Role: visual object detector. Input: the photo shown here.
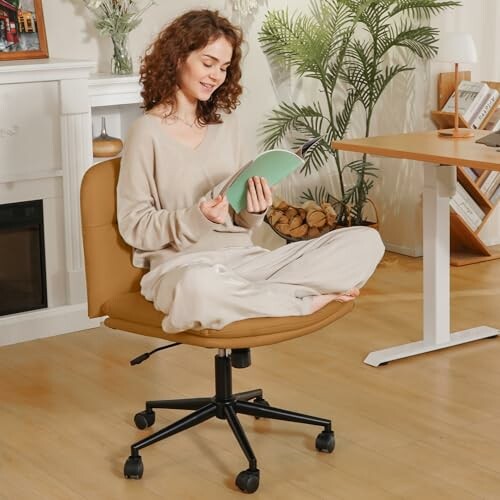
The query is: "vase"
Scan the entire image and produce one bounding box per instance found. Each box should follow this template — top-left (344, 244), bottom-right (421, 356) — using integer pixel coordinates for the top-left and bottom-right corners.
top-left (111, 33), bottom-right (133, 75)
top-left (92, 117), bottom-right (123, 158)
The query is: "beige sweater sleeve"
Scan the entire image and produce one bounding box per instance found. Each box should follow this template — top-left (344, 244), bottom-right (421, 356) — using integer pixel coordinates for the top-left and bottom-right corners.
top-left (233, 209), bottom-right (266, 229)
top-left (117, 121), bottom-right (218, 252)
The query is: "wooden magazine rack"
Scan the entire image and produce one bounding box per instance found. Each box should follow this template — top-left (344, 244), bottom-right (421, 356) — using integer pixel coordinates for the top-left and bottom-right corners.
top-left (432, 71), bottom-right (500, 266)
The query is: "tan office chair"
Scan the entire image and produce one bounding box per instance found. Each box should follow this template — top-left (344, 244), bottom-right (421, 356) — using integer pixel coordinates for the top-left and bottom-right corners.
top-left (80, 158), bottom-right (354, 493)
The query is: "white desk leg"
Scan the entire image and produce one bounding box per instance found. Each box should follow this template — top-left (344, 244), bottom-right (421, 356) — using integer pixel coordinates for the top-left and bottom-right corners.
top-left (423, 164), bottom-right (451, 346)
top-left (364, 165), bottom-right (498, 367)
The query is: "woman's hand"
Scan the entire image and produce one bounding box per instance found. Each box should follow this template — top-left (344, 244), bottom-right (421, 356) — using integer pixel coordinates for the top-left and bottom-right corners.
top-left (246, 176), bottom-right (272, 214)
top-left (200, 195), bottom-right (229, 224)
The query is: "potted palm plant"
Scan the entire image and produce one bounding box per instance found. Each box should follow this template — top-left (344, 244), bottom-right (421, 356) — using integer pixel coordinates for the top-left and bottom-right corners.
top-left (259, 0), bottom-right (460, 227)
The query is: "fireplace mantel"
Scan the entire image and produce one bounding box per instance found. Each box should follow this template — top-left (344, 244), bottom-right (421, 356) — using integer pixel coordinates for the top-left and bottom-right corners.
top-left (0, 58), bottom-right (141, 345)
top-left (0, 58), bottom-right (95, 84)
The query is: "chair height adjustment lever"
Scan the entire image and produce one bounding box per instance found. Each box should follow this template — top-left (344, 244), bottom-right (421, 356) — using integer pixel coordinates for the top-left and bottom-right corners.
top-left (130, 342), bottom-right (181, 366)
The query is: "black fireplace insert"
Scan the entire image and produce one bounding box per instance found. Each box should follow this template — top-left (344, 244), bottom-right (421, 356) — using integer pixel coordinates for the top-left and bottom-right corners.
top-left (0, 200), bottom-right (47, 316)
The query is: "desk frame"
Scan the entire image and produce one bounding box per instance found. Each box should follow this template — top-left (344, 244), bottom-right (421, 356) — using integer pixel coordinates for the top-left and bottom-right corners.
top-left (333, 131), bottom-right (499, 367)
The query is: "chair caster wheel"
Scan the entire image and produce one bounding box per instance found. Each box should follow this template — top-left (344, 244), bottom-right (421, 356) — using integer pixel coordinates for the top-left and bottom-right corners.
top-left (124, 455), bottom-right (143, 479)
top-left (253, 397), bottom-right (270, 419)
top-left (134, 410), bottom-right (155, 429)
top-left (235, 468), bottom-right (260, 493)
top-left (315, 430), bottom-right (335, 453)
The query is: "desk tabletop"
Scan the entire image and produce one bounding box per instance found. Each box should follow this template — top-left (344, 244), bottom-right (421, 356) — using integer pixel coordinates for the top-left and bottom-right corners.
top-left (333, 130), bottom-right (500, 172)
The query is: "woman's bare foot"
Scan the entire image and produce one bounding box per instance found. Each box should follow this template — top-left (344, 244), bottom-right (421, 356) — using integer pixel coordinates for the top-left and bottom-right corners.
top-left (310, 288), bottom-right (360, 314)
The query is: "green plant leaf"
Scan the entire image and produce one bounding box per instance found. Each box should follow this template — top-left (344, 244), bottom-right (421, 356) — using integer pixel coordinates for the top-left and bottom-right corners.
top-left (259, 101), bottom-right (328, 150)
top-left (389, 0), bottom-right (462, 20)
top-left (380, 23), bottom-right (441, 58)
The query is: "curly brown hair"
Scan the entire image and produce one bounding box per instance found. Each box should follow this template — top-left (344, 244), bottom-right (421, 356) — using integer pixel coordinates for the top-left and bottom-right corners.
top-left (140, 9), bottom-right (243, 125)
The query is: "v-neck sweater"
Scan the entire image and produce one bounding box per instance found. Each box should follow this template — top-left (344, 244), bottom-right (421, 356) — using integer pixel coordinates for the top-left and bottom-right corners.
top-left (117, 112), bottom-right (264, 269)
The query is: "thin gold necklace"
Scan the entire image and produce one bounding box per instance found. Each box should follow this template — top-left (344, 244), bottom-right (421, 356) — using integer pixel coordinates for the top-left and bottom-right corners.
top-left (163, 112), bottom-right (196, 128)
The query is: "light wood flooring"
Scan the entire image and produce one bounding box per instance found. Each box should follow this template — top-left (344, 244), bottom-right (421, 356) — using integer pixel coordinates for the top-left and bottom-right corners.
top-left (1, 253), bottom-right (500, 500)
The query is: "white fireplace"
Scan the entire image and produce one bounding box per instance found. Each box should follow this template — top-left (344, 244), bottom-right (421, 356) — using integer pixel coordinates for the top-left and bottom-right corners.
top-left (0, 59), bottom-right (142, 346)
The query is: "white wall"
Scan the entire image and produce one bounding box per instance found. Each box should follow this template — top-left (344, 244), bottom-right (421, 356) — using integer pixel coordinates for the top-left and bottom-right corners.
top-left (43, 0), bottom-right (499, 252)
top-left (45, 2), bottom-right (223, 73)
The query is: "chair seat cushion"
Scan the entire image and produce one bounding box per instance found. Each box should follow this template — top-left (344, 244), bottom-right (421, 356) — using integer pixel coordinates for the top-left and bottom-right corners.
top-left (103, 292), bottom-right (354, 349)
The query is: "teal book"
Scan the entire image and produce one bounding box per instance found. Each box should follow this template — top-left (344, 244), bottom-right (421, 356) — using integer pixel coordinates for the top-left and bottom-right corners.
top-left (220, 138), bottom-right (320, 213)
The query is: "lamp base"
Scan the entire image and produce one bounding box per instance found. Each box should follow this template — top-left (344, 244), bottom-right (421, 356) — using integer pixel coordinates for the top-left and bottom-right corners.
top-left (438, 128), bottom-right (474, 139)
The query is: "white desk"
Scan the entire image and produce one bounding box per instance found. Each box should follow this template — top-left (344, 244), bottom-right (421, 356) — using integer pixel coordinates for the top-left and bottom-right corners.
top-left (333, 130), bottom-right (500, 366)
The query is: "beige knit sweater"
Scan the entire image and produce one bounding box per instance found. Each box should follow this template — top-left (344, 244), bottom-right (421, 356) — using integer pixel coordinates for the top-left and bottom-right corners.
top-left (117, 112), bottom-right (265, 269)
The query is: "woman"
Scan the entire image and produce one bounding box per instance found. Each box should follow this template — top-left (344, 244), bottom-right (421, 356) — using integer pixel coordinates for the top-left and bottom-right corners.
top-left (117, 9), bottom-right (384, 333)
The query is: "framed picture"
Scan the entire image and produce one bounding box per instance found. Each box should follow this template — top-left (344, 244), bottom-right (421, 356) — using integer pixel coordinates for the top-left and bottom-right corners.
top-left (0, 0), bottom-right (48, 60)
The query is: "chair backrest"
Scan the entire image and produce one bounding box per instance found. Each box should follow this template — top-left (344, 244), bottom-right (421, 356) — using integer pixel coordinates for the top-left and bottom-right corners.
top-left (80, 158), bottom-right (145, 318)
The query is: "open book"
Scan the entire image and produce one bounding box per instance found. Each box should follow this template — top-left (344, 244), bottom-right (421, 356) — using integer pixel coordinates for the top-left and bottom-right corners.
top-left (220, 137), bottom-right (321, 213)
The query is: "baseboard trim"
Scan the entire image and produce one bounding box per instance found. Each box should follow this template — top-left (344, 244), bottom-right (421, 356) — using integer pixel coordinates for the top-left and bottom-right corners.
top-left (0, 304), bottom-right (102, 346)
top-left (383, 241), bottom-right (423, 258)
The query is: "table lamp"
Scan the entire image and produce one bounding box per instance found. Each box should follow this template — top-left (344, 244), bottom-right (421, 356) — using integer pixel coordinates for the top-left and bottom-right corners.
top-left (436, 32), bottom-right (478, 138)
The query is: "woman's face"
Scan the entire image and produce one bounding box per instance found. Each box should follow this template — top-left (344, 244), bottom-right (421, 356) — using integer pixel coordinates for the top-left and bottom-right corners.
top-left (177, 36), bottom-right (233, 103)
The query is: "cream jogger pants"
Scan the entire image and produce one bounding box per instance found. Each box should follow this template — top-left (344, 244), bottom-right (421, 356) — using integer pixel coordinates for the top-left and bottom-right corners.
top-left (141, 226), bottom-right (385, 333)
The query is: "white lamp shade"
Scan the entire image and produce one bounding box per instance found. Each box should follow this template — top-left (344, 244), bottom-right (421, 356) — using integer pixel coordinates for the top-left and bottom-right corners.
top-left (437, 32), bottom-right (477, 64)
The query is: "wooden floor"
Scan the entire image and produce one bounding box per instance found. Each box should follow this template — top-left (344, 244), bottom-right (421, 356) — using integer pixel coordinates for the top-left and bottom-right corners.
top-left (1, 253), bottom-right (500, 499)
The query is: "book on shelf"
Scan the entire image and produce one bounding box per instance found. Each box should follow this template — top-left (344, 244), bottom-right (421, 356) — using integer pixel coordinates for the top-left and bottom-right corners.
top-left (471, 88), bottom-right (500, 128)
top-left (463, 166), bottom-right (480, 181)
top-left (483, 108), bottom-right (500, 132)
top-left (450, 197), bottom-right (481, 230)
top-left (480, 171), bottom-right (500, 198)
top-left (441, 81), bottom-right (490, 123)
top-left (221, 137), bottom-right (321, 213)
top-left (457, 183), bottom-right (485, 219)
top-left (491, 185), bottom-right (500, 205)
top-left (449, 182), bottom-right (486, 231)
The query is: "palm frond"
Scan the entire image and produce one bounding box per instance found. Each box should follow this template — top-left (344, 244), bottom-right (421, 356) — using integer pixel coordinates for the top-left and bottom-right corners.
top-left (370, 64), bottom-right (414, 107)
top-left (300, 186), bottom-right (337, 205)
top-left (259, 10), bottom-right (314, 76)
top-left (259, 101), bottom-right (328, 151)
top-left (342, 159), bottom-right (377, 224)
top-left (380, 23), bottom-right (441, 58)
top-left (324, 26), bottom-right (358, 96)
top-left (344, 38), bottom-right (377, 78)
top-left (332, 89), bottom-right (359, 140)
top-left (259, 9), bottom-right (334, 80)
top-left (389, 0), bottom-right (462, 20)
top-left (356, 0), bottom-right (392, 41)
top-left (342, 47), bottom-right (376, 110)
top-left (301, 141), bottom-right (333, 175)
top-left (342, 159), bottom-right (377, 176)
